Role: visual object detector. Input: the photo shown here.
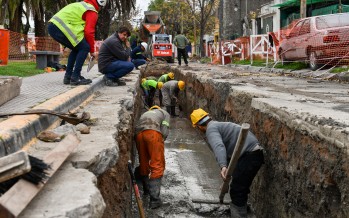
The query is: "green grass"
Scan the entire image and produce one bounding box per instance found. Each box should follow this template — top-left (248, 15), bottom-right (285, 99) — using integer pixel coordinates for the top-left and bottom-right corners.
top-left (0, 62), bottom-right (45, 77)
top-left (232, 59), bottom-right (308, 70)
top-left (274, 62), bottom-right (308, 71)
top-left (199, 57), bottom-right (211, 64)
top-left (329, 66), bottom-right (349, 73)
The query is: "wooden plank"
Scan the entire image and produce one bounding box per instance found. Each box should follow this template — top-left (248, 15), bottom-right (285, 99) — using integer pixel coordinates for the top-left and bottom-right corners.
top-left (0, 133), bottom-right (80, 218)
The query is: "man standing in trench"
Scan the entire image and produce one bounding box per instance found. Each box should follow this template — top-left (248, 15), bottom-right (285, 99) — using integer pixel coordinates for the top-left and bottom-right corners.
top-left (161, 80), bottom-right (185, 117)
top-left (135, 105), bottom-right (170, 209)
top-left (190, 108), bottom-right (264, 218)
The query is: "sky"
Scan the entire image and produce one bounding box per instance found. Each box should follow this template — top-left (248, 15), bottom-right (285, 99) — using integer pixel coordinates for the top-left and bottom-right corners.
top-left (137, 0), bottom-right (151, 18)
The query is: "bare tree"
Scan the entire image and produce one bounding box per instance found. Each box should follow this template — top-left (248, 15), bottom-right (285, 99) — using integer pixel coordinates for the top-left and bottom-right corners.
top-left (185, 0), bottom-right (215, 57)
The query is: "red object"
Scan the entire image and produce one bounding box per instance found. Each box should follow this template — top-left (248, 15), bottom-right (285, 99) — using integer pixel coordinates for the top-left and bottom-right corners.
top-left (153, 43), bottom-right (172, 57)
top-left (83, 0), bottom-right (99, 53)
top-left (0, 29), bottom-right (9, 65)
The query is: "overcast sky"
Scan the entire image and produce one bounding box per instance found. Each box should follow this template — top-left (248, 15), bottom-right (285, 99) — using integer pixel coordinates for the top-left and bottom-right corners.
top-left (137, 0), bottom-right (151, 17)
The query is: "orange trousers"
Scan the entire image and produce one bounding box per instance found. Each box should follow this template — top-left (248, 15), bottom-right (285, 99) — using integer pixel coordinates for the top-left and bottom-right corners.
top-left (136, 130), bottom-right (165, 179)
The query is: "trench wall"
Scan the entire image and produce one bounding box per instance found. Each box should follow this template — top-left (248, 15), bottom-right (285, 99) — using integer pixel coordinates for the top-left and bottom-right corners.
top-left (175, 69), bottom-right (349, 217)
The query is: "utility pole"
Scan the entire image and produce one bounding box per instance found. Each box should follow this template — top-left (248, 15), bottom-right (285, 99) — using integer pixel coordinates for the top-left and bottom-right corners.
top-left (339, 0), bottom-right (342, 13)
top-left (300, 0), bottom-right (306, 18)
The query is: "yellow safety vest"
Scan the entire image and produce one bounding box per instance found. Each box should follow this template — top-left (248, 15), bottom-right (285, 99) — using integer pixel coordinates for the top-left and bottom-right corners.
top-left (49, 2), bottom-right (97, 47)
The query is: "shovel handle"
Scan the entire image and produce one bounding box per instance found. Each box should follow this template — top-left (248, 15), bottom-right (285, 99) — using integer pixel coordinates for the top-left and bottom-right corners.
top-left (128, 161), bottom-right (146, 218)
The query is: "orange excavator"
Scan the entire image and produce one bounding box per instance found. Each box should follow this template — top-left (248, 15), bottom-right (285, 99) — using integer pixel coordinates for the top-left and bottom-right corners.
top-left (139, 11), bottom-right (174, 63)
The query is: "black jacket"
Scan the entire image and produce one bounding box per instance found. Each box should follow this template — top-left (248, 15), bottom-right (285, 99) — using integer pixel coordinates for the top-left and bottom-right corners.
top-left (98, 33), bottom-right (131, 73)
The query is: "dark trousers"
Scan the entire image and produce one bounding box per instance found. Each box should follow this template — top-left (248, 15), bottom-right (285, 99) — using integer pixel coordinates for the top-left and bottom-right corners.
top-left (230, 150), bottom-right (264, 207)
top-left (177, 48), bottom-right (188, 65)
top-left (48, 23), bottom-right (90, 81)
top-left (103, 60), bottom-right (134, 79)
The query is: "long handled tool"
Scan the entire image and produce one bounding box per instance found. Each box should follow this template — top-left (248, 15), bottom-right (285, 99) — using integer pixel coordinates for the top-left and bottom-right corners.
top-left (128, 160), bottom-right (146, 218)
top-left (0, 109), bottom-right (90, 125)
top-left (219, 123), bottom-right (250, 203)
top-left (0, 133), bottom-right (80, 217)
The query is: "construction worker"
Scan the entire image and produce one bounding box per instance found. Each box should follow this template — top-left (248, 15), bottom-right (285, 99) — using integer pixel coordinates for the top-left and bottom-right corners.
top-left (141, 79), bottom-right (163, 107)
top-left (135, 105), bottom-right (170, 209)
top-left (173, 30), bottom-right (189, 67)
top-left (131, 42), bottom-right (150, 69)
top-left (158, 72), bottom-right (175, 106)
top-left (161, 80), bottom-right (185, 116)
top-left (98, 26), bottom-right (134, 86)
top-left (48, 0), bottom-right (107, 85)
top-left (190, 108), bottom-right (264, 218)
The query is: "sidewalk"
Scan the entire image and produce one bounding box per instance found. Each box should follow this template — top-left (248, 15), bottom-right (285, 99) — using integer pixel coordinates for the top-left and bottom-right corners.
top-left (0, 66), bottom-right (102, 114)
top-left (0, 65), bottom-right (105, 156)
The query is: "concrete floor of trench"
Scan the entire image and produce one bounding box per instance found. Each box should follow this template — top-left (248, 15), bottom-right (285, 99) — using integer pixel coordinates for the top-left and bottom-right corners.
top-left (130, 115), bottom-right (256, 218)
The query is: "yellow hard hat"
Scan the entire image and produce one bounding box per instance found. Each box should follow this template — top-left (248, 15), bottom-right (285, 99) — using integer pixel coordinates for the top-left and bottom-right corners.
top-left (141, 78), bottom-right (146, 84)
top-left (178, 80), bottom-right (185, 90)
top-left (149, 105), bottom-right (161, 111)
top-left (157, 82), bottom-right (163, 89)
top-left (190, 108), bottom-right (209, 127)
top-left (168, 72), bottom-right (175, 79)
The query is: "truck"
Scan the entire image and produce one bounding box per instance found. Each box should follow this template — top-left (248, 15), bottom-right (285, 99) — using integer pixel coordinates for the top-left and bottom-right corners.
top-left (139, 11), bottom-right (174, 63)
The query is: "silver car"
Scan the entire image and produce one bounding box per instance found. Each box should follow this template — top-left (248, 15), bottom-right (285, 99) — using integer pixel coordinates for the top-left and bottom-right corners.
top-left (279, 13), bottom-right (349, 70)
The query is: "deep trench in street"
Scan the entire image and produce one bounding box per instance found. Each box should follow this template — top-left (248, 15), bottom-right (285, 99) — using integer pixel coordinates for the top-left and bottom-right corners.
top-left (99, 64), bottom-right (349, 218)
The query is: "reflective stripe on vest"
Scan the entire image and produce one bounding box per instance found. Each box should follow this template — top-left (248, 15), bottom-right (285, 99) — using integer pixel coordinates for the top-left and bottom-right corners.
top-left (162, 120), bottom-right (169, 127)
top-left (50, 2), bottom-right (97, 47)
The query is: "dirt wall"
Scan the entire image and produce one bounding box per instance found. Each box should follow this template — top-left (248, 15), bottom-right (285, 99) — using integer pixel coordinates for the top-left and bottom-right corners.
top-left (178, 68), bottom-right (349, 217)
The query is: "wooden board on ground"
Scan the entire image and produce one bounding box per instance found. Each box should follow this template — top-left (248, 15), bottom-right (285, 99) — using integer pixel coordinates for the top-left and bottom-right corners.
top-left (0, 133), bottom-right (80, 218)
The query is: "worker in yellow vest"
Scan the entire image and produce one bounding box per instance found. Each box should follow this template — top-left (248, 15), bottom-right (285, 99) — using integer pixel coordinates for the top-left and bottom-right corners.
top-left (48, 0), bottom-right (107, 85)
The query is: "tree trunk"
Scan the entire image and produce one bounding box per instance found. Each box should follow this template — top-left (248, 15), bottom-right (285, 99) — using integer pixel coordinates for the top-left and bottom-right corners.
top-left (96, 7), bottom-right (111, 40)
top-left (9, 1), bottom-right (23, 32)
top-left (34, 1), bottom-right (46, 37)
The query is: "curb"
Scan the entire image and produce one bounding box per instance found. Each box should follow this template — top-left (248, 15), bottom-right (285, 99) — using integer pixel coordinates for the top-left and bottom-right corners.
top-left (0, 76), bottom-right (104, 156)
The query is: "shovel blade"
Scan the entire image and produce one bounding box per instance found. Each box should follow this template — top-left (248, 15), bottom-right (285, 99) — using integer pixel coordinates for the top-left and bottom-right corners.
top-left (0, 151), bottom-right (31, 183)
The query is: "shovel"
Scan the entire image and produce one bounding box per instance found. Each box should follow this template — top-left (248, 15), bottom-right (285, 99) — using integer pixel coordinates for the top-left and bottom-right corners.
top-left (87, 56), bottom-right (95, 72)
top-left (0, 109), bottom-right (90, 125)
top-left (0, 151), bottom-right (31, 183)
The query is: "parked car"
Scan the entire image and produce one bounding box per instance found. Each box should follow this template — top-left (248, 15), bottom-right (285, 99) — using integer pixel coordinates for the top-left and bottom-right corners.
top-left (279, 13), bottom-right (349, 70)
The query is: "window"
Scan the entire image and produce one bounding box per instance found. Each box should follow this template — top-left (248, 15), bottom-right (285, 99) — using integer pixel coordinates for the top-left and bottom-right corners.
top-left (299, 19), bottom-right (310, 35)
top-left (316, 13), bottom-right (349, 30)
top-left (289, 20), bottom-right (304, 38)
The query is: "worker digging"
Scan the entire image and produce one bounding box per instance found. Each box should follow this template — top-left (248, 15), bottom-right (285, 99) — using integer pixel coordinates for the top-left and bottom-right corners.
top-left (161, 80), bottom-right (185, 117)
top-left (134, 105), bottom-right (170, 209)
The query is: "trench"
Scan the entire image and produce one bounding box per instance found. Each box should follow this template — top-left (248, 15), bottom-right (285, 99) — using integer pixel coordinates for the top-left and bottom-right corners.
top-left (100, 66), bottom-right (349, 218)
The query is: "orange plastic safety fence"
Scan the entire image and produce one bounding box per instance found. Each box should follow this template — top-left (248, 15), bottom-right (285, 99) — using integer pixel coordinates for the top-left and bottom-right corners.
top-left (8, 31), bottom-right (61, 61)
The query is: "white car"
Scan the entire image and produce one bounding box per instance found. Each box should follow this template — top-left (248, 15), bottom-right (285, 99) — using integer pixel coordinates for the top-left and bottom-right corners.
top-left (279, 13), bottom-right (349, 70)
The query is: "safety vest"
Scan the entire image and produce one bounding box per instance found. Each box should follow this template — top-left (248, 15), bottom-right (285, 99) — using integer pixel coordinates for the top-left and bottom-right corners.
top-left (158, 74), bottom-right (169, 83)
top-left (142, 80), bottom-right (157, 90)
top-left (49, 2), bottom-right (97, 47)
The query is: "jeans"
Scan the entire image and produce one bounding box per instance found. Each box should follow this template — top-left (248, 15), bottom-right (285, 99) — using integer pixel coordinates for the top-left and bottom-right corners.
top-left (132, 59), bottom-right (146, 68)
top-left (102, 60), bottom-right (134, 79)
top-left (48, 23), bottom-right (90, 81)
top-left (229, 149), bottom-right (264, 207)
top-left (177, 48), bottom-right (188, 65)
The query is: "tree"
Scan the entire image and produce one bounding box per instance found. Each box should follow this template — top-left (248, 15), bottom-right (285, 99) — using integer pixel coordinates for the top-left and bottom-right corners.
top-left (185, 0), bottom-right (215, 57)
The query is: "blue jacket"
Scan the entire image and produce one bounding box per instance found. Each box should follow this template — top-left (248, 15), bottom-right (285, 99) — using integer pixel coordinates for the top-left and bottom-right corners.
top-left (131, 45), bottom-right (146, 60)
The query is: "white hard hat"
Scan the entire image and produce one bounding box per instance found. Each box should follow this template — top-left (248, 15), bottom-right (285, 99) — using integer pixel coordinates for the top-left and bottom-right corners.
top-left (141, 42), bottom-right (148, 50)
top-left (97, 0), bottom-right (107, 7)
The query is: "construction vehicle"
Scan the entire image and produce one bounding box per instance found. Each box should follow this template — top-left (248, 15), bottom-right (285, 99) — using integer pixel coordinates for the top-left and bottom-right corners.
top-left (139, 11), bottom-right (174, 63)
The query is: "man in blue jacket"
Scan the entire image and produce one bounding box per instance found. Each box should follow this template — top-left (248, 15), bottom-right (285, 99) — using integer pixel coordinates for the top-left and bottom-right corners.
top-left (131, 42), bottom-right (149, 69)
top-left (98, 26), bottom-right (134, 86)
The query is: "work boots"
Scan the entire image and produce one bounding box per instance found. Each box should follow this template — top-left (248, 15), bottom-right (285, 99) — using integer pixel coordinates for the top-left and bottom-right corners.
top-left (141, 176), bottom-right (149, 196)
top-left (230, 203), bottom-right (247, 218)
top-left (166, 106), bottom-right (171, 115)
top-left (170, 106), bottom-right (178, 117)
top-left (148, 177), bottom-right (162, 209)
